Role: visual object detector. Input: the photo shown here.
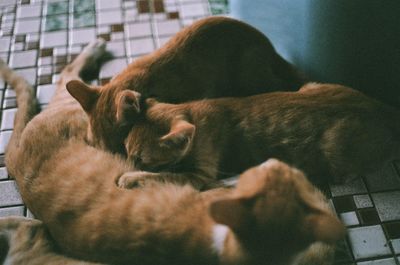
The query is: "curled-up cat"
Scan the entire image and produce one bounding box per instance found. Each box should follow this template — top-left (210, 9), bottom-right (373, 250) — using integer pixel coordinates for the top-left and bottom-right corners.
top-left (66, 16), bottom-right (306, 154)
top-left (2, 44), bottom-right (343, 264)
top-left (119, 83), bottom-right (400, 189)
top-left (0, 217), bottom-right (102, 265)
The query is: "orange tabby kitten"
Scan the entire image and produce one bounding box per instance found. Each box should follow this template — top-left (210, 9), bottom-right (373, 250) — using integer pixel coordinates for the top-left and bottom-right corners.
top-left (2, 44), bottom-right (343, 264)
top-left (66, 16), bottom-right (306, 154)
top-left (119, 83), bottom-right (400, 189)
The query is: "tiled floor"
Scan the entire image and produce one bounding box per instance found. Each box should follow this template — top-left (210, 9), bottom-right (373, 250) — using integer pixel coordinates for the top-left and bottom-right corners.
top-left (0, 1), bottom-right (400, 264)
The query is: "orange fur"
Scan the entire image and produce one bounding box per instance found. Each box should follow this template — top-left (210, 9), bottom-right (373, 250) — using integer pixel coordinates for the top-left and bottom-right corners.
top-left (2, 41), bottom-right (343, 264)
top-left (122, 83), bottom-right (400, 189)
top-left (67, 16), bottom-right (306, 153)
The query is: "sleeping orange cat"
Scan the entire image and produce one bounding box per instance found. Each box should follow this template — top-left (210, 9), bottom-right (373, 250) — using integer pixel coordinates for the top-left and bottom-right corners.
top-left (3, 40), bottom-right (343, 265)
top-left (66, 16), bottom-right (306, 154)
top-left (116, 83), bottom-right (400, 189)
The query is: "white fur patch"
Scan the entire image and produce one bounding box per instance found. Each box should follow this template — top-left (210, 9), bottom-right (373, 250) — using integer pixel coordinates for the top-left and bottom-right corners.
top-left (212, 224), bottom-right (229, 256)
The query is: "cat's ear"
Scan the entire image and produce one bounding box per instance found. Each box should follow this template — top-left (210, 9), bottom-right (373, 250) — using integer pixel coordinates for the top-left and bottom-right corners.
top-left (66, 80), bottom-right (99, 112)
top-left (159, 119), bottom-right (195, 154)
top-left (115, 90), bottom-right (141, 124)
top-left (305, 211), bottom-right (345, 244)
top-left (209, 198), bottom-right (251, 231)
top-left (145, 98), bottom-right (159, 108)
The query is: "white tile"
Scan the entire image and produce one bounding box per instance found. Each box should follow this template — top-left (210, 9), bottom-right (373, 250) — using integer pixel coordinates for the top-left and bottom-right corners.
top-left (17, 4), bottom-right (42, 18)
top-left (0, 167), bottom-right (8, 180)
top-left (99, 58), bottom-right (127, 79)
top-left (16, 67), bottom-right (37, 86)
top-left (392, 239), bottom-right (400, 254)
top-left (0, 181), bottom-right (24, 207)
top-left (11, 42), bottom-right (24, 51)
top-left (128, 38), bottom-right (154, 56)
top-left (158, 36), bottom-right (172, 47)
top-left (15, 18), bottom-right (41, 34)
top-left (5, 87), bottom-right (16, 98)
top-left (40, 31), bottom-right (67, 48)
top-left (0, 206), bottom-right (25, 217)
top-left (354, 194), bottom-right (374, 208)
top-left (111, 32), bottom-right (124, 41)
top-left (10, 50), bottom-right (37, 68)
top-left (97, 10), bottom-right (123, 25)
top-left (96, 0), bottom-right (121, 10)
top-left (156, 19), bottom-right (181, 36)
top-left (348, 225), bottom-right (391, 260)
top-left (330, 177), bottom-right (368, 197)
top-left (126, 22), bottom-right (152, 38)
top-left (26, 33), bottom-right (40, 42)
top-left (0, 130), bottom-right (12, 154)
top-left (179, 2), bottom-right (207, 17)
top-left (37, 84), bottom-right (56, 104)
top-left (357, 257), bottom-right (397, 265)
top-left (106, 40), bottom-right (126, 57)
top-left (0, 37), bottom-right (11, 52)
top-left (1, 108), bottom-right (17, 131)
top-left (340, 211), bottom-right (359, 226)
top-left (38, 56), bottom-right (52, 66)
top-left (38, 65), bottom-right (52, 76)
top-left (70, 27), bottom-right (96, 45)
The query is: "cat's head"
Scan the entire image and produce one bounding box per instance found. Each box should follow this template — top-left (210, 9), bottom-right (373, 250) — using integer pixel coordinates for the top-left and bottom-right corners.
top-left (66, 80), bottom-right (142, 153)
top-left (209, 159), bottom-right (345, 265)
top-left (124, 99), bottom-right (195, 171)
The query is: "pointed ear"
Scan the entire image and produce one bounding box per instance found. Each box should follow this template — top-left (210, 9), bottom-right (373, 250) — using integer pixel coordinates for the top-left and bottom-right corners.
top-left (209, 198), bottom-right (251, 231)
top-left (306, 212), bottom-right (345, 244)
top-left (159, 119), bottom-right (195, 154)
top-left (145, 98), bottom-right (159, 108)
top-left (66, 80), bottom-right (99, 112)
top-left (115, 90), bottom-right (141, 124)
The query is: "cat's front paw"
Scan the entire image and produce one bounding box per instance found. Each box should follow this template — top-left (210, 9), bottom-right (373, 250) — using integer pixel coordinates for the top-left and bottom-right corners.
top-left (117, 171), bottom-right (157, 189)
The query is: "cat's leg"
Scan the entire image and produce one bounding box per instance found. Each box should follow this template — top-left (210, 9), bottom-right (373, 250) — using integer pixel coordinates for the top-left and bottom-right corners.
top-left (116, 171), bottom-right (214, 190)
top-left (294, 242), bottom-right (335, 265)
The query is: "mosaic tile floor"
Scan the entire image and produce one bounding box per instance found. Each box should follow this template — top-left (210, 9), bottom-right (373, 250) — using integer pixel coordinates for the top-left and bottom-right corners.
top-left (0, 1), bottom-right (400, 265)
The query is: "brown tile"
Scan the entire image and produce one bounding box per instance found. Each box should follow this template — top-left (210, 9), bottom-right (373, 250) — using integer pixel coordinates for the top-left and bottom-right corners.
top-left (38, 75), bottom-right (52, 85)
top-left (384, 222), bottom-right (400, 239)
top-left (111, 24), bottom-right (124, 32)
top-left (167, 12), bottom-right (179, 19)
top-left (26, 41), bottom-right (39, 50)
top-left (0, 155), bottom-right (5, 167)
top-left (40, 48), bottom-right (53, 57)
top-left (70, 54), bottom-right (78, 61)
top-left (97, 33), bottom-right (110, 41)
top-left (358, 208), bottom-right (380, 226)
top-left (54, 64), bottom-right (65, 74)
top-left (55, 55), bottom-right (67, 64)
top-left (153, 0), bottom-right (165, 13)
top-left (332, 196), bottom-right (356, 213)
top-left (137, 0), bottom-right (150, 13)
top-left (101, 78), bottom-right (111, 85)
top-left (15, 35), bottom-right (25, 43)
top-left (21, 0), bottom-right (30, 4)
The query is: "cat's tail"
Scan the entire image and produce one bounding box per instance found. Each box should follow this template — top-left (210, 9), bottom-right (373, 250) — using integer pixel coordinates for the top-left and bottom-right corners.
top-left (0, 59), bottom-right (39, 153)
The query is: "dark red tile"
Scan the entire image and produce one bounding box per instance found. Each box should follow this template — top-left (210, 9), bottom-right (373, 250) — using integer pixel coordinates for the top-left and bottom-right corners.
top-left (3, 98), bottom-right (17, 109)
top-left (54, 64), bottom-right (65, 74)
top-left (111, 24), bottom-right (124, 32)
top-left (15, 35), bottom-right (25, 43)
top-left (97, 33), bottom-right (110, 41)
top-left (358, 208), bottom-right (380, 226)
top-left (0, 155), bottom-right (5, 167)
top-left (168, 12), bottom-right (179, 19)
top-left (70, 54), bottom-right (78, 61)
top-left (38, 75), bottom-right (52, 85)
top-left (384, 222), bottom-right (400, 239)
top-left (40, 48), bottom-right (53, 57)
top-left (137, 0), bottom-right (150, 13)
top-left (21, 0), bottom-right (30, 4)
top-left (332, 196), bottom-right (356, 213)
top-left (153, 0), bottom-right (165, 13)
top-left (26, 42), bottom-right (39, 50)
top-left (55, 55), bottom-right (67, 64)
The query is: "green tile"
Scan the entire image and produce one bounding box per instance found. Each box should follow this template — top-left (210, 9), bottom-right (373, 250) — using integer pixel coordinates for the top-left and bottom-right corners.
top-left (47, 1), bottom-right (69, 15)
top-left (73, 0), bottom-right (95, 13)
top-left (208, 0), bottom-right (229, 14)
top-left (45, 15), bottom-right (68, 31)
top-left (73, 12), bottom-right (95, 28)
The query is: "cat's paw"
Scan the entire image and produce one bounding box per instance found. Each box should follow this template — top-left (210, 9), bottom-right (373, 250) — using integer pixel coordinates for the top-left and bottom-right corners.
top-left (117, 171), bottom-right (157, 189)
top-left (82, 38), bottom-right (106, 58)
